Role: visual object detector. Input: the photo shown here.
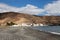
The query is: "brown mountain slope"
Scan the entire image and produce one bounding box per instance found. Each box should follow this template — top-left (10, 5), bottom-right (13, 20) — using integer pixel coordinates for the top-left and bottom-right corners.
top-left (0, 12), bottom-right (43, 25)
top-left (0, 12), bottom-right (60, 25)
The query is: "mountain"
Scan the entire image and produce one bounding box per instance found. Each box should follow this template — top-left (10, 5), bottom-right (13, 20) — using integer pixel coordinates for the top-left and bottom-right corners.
top-left (0, 12), bottom-right (60, 26)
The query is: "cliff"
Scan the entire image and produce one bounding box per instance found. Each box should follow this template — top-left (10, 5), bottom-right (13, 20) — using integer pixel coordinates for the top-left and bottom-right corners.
top-left (0, 12), bottom-right (60, 25)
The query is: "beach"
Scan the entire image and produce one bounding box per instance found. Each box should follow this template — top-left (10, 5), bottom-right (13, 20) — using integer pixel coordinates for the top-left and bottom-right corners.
top-left (0, 26), bottom-right (60, 40)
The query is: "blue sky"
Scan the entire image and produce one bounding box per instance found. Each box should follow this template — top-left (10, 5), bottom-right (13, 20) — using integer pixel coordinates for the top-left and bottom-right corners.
top-left (0, 0), bottom-right (57, 8)
top-left (0, 0), bottom-right (60, 16)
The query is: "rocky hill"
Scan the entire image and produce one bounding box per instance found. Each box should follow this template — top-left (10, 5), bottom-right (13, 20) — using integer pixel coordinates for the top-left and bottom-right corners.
top-left (0, 12), bottom-right (60, 26)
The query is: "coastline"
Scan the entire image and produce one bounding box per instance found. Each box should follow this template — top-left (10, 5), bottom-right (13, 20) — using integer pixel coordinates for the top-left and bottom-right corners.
top-left (0, 26), bottom-right (60, 40)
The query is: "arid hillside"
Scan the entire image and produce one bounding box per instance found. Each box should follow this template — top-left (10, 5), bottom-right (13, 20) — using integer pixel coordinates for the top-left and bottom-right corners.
top-left (0, 12), bottom-right (60, 25)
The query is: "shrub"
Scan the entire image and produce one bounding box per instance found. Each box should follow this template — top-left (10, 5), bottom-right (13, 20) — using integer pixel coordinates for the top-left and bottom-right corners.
top-left (6, 22), bottom-right (15, 26)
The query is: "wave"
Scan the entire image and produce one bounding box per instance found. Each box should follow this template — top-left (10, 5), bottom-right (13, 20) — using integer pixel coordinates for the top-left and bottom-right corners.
top-left (49, 32), bottom-right (60, 35)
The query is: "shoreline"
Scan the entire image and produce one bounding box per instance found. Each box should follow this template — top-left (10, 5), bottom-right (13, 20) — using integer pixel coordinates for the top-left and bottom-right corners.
top-left (0, 26), bottom-right (60, 40)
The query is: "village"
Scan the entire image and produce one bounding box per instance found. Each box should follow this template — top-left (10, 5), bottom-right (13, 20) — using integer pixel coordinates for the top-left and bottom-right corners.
top-left (11, 23), bottom-right (47, 27)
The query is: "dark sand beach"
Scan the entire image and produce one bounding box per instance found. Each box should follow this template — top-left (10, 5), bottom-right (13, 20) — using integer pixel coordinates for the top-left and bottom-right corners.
top-left (0, 26), bottom-right (60, 40)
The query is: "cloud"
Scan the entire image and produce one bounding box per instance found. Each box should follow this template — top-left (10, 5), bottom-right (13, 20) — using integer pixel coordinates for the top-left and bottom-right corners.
top-left (0, 0), bottom-right (60, 16)
top-left (44, 0), bottom-right (60, 16)
top-left (0, 3), bottom-right (19, 12)
top-left (0, 3), bottom-right (45, 15)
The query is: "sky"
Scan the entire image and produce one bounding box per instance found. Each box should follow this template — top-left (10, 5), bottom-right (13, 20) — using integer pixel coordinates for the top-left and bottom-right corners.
top-left (0, 0), bottom-right (57, 8)
top-left (0, 0), bottom-right (60, 16)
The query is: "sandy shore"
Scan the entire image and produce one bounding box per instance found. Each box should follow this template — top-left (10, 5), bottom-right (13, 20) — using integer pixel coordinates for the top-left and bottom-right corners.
top-left (0, 26), bottom-right (60, 40)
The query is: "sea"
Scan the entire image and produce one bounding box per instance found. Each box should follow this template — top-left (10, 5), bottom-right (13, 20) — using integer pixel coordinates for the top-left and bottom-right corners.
top-left (32, 26), bottom-right (60, 35)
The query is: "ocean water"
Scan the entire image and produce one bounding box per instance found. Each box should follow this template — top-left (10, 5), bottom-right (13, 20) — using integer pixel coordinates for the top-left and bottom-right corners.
top-left (32, 26), bottom-right (60, 33)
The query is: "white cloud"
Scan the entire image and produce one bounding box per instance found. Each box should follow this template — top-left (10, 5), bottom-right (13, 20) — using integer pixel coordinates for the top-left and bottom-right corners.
top-left (0, 3), bottom-right (45, 15)
top-left (0, 0), bottom-right (60, 16)
top-left (44, 0), bottom-right (60, 16)
top-left (20, 4), bottom-right (45, 15)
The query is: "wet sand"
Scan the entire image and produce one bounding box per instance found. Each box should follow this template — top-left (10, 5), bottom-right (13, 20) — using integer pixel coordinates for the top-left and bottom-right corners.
top-left (0, 26), bottom-right (60, 40)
